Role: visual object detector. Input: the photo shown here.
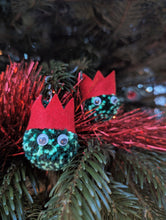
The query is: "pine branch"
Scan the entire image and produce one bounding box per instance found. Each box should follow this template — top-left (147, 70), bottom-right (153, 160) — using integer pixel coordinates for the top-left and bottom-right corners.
top-left (69, 0), bottom-right (144, 37)
top-left (114, 148), bottom-right (166, 219)
top-left (0, 162), bottom-right (38, 220)
top-left (38, 145), bottom-right (140, 220)
top-left (41, 60), bottom-right (77, 103)
top-left (107, 179), bottom-right (140, 220)
top-left (39, 147), bottom-right (110, 220)
top-left (25, 194), bottom-right (45, 220)
top-left (129, 180), bottom-right (166, 220)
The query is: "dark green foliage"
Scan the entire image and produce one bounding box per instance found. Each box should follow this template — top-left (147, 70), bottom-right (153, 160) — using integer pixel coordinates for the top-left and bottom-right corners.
top-left (41, 60), bottom-right (76, 91)
top-left (0, 0), bottom-right (166, 82)
top-left (41, 60), bottom-right (77, 104)
top-left (2, 146), bottom-right (166, 219)
top-left (38, 147), bottom-right (140, 220)
top-left (113, 148), bottom-right (166, 219)
top-left (0, 162), bottom-right (38, 220)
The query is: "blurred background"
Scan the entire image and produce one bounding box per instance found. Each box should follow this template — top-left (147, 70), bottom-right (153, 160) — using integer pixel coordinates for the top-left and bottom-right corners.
top-left (0, 0), bottom-right (166, 113)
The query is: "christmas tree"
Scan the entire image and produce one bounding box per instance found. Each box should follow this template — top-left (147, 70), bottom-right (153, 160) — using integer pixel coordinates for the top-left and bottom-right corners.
top-left (0, 1), bottom-right (166, 219)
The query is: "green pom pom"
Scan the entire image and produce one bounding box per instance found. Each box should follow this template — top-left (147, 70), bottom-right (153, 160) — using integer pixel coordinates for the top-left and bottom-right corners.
top-left (84, 94), bottom-right (120, 121)
top-left (23, 129), bottom-right (79, 171)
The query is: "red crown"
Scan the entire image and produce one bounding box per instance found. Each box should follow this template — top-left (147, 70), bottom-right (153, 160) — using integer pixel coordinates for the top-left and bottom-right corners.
top-left (79, 70), bottom-right (116, 101)
top-left (26, 94), bottom-right (75, 133)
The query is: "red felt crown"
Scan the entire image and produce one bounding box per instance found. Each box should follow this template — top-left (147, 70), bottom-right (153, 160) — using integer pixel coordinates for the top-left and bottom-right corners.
top-left (26, 94), bottom-right (75, 133)
top-left (79, 70), bottom-right (116, 101)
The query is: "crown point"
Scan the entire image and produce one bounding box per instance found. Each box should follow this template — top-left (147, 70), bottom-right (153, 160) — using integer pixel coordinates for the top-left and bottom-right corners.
top-left (47, 93), bottom-right (63, 112)
top-left (66, 98), bottom-right (74, 110)
top-left (79, 70), bottom-right (117, 100)
top-left (95, 70), bottom-right (104, 78)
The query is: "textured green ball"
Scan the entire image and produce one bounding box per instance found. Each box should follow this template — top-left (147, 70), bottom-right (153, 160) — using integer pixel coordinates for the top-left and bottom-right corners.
top-left (23, 129), bottom-right (79, 171)
top-left (84, 94), bottom-right (120, 121)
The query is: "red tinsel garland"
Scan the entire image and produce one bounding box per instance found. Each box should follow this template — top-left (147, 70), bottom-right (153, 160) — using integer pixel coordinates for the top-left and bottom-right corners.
top-left (0, 61), bottom-right (44, 168)
top-left (76, 108), bottom-right (166, 152)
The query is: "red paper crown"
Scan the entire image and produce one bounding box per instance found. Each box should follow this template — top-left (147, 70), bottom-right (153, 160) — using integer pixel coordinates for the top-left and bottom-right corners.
top-left (26, 94), bottom-right (75, 133)
top-left (79, 70), bottom-right (116, 101)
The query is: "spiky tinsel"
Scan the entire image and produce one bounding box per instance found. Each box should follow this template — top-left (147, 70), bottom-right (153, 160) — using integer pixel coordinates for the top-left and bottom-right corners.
top-left (76, 108), bottom-right (166, 152)
top-left (0, 61), bottom-right (44, 169)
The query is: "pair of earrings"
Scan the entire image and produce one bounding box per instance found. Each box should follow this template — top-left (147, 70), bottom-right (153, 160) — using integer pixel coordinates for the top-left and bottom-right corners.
top-left (23, 70), bottom-right (120, 171)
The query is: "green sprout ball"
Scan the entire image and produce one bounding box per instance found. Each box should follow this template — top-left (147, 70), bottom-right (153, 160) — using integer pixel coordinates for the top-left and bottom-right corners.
top-left (23, 128), bottom-right (79, 171)
top-left (84, 94), bottom-right (120, 121)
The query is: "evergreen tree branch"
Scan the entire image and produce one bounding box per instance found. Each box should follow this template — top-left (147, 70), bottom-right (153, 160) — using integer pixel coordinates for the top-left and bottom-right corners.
top-left (100, 177), bottom-right (140, 220)
top-left (114, 148), bottom-right (166, 219)
top-left (39, 146), bottom-right (111, 220)
top-left (39, 145), bottom-right (140, 220)
top-left (41, 60), bottom-right (77, 95)
top-left (0, 162), bottom-right (38, 220)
